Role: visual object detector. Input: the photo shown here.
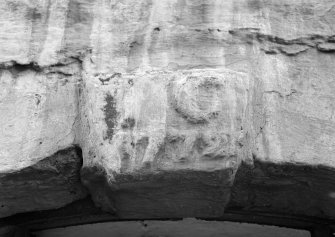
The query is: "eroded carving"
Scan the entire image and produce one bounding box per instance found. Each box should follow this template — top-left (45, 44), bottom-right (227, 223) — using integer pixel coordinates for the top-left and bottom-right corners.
top-left (99, 69), bottom-right (249, 172)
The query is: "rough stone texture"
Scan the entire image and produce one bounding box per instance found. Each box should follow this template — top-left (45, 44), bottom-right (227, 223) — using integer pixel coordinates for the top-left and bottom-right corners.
top-left (0, 51), bottom-right (85, 217)
top-left (229, 161), bottom-right (335, 219)
top-left (80, 68), bottom-right (250, 214)
top-left (0, 147), bottom-right (87, 218)
top-left (0, 0), bottom-right (335, 227)
top-left (0, 62), bottom-right (81, 172)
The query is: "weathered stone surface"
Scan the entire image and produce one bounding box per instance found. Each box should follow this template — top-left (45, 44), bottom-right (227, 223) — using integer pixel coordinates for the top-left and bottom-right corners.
top-left (79, 68), bottom-right (251, 215)
top-left (82, 70), bottom-right (250, 167)
top-left (317, 43), bottom-right (335, 52)
top-left (0, 60), bottom-right (86, 217)
top-left (0, 62), bottom-right (81, 172)
top-left (0, 147), bottom-right (87, 218)
top-left (0, 0), bottom-right (335, 227)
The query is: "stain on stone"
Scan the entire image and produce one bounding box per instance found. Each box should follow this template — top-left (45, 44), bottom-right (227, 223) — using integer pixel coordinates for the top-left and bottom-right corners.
top-left (121, 118), bottom-right (135, 130)
top-left (62, 0), bottom-right (94, 52)
top-left (26, 8), bottom-right (42, 21)
top-left (136, 137), bottom-right (149, 149)
top-left (129, 41), bottom-right (140, 49)
top-left (153, 27), bottom-right (160, 32)
top-left (195, 3), bottom-right (212, 24)
top-left (99, 73), bottom-right (121, 85)
top-left (209, 111), bottom-right (219, 119)
top-left (88, 150), bottom-right (97, 159)
top-left (26, 0), bottom-right (52, 60)
top-left (34, 94), bottom-right (41, 106)
top-left (247, 0), bottom-right (262, 11)
top-left (103, 93), bottom-right (119, 141)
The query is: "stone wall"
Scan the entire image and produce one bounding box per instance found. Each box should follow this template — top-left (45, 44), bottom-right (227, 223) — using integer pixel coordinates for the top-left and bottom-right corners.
top-left (0, 1), bottom-right (334, 232)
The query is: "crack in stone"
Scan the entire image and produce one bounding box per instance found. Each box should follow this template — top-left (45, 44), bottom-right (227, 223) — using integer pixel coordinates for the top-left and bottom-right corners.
top-left (264, 89), bottom-right (298, 98)
top-left (229, 28), bottom-right (335, 56)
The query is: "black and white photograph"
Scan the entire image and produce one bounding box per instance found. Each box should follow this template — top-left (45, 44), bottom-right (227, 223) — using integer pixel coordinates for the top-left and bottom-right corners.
top-left (0, 0), bottom-right (334, 236)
